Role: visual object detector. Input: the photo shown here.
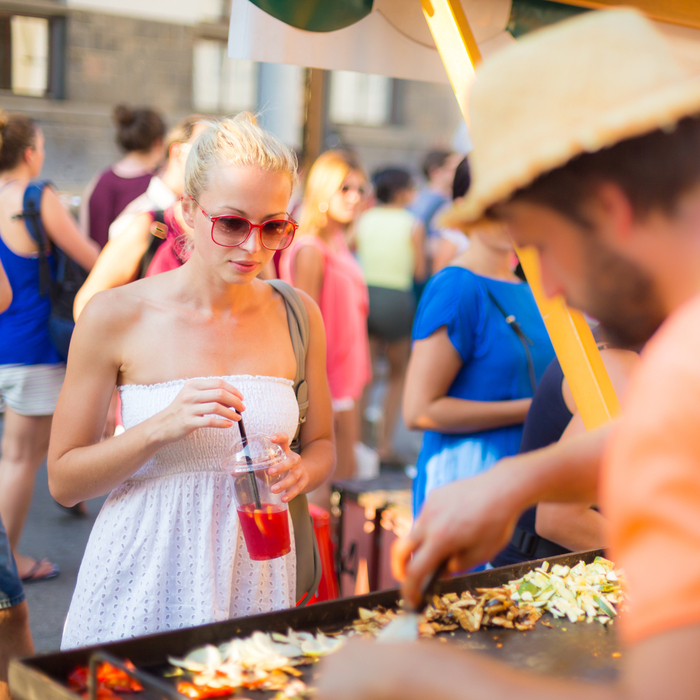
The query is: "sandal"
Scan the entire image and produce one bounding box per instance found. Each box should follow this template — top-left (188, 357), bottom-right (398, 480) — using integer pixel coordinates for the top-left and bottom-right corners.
top-left (20, 558), bottom-right (60, 583)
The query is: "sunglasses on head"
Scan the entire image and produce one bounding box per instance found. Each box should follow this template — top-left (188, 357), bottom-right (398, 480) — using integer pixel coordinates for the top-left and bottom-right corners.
top-left (190, 197), bottom-right (298, 251)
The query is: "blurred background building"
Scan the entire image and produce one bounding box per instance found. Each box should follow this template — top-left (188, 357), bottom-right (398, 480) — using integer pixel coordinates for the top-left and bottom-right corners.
top-left (0, 0), bottom-right (463, 193)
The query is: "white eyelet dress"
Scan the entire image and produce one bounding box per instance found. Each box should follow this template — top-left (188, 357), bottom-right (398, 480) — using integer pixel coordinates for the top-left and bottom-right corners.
top-left (61, 375), bottom-right (299, 650)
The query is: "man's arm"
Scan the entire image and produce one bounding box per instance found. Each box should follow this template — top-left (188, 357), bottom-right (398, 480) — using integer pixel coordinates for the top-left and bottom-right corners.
top-left (534, 413), bottom-right (605, 550)
top-left (393, 423), bottom-right (612, 607)
top-left (535, 349), bottom-right (638, 551)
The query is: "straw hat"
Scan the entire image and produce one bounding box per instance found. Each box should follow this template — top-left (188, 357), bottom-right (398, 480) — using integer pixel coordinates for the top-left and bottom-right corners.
top-left (445, 8), bottom-right (700, 225)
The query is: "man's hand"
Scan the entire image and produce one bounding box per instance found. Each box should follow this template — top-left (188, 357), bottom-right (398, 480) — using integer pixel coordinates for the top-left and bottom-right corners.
top-left (393, 462), bottom-right (523, 607)
top-left (393, 428), bottom-right (608, 608)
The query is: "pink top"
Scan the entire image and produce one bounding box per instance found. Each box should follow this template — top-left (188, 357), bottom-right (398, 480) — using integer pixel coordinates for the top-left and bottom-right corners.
top-left (145, 207), bottom-right (191, 277)
top-left (280, 233), bottom-right (371, 402)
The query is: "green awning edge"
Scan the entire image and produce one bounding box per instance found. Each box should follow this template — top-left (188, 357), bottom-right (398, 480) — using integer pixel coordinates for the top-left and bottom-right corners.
top-left (508, 0), bottom-right (589, 38)
top-left (250, 0), bottom-right (374, 33)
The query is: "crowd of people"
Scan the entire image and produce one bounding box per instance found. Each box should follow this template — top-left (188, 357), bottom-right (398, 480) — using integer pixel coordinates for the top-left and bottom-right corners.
top-left (4, 8), bottom-right (700, 699)
top-left (0, 98), bottom-right (561, 682)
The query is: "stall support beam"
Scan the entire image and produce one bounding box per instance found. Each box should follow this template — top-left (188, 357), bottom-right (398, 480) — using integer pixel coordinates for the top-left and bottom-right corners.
top-left (302, 67), bottom-right (328, 175)
top-left (421, 0), bottom-right (621, 429)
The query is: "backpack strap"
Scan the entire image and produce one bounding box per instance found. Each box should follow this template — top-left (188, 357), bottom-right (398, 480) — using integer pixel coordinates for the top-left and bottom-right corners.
top-left (266, 279), bottom-right (309, 453)
top-left (19, 181), bottom-right (53, 295)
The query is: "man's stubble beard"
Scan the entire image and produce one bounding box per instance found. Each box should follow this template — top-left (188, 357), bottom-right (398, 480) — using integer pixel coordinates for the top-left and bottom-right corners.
top-left (575, 236), bottom-right (666, 350)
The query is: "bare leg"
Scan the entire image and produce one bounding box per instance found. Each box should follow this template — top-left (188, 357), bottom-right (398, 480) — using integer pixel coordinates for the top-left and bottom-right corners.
top-left (0, 409), bottom-right (52, 576)
top-left (0, 601), bottom-right (34, 700)
top-left (334, 407), bottom-right (359, 481)
top-left (379, 338), bottom-right (411, 461)
top-left (361, 336), bottom-right (383, 445)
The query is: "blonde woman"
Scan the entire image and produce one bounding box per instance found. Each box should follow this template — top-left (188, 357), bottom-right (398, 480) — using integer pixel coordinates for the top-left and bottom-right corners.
top-left (48, 114), bottom-right (334, 649)
top-left (280, 151), bottom-right (371, 486)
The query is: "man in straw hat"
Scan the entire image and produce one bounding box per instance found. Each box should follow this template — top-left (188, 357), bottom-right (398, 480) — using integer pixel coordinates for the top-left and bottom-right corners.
top-left (317, 8), bottom-right (700, 699)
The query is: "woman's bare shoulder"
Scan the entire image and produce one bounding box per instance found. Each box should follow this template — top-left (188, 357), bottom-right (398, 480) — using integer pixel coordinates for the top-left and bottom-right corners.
top-left (294, 241), bottom-right (324, 264)
top-left (77, 274), bottom-right (167, 333)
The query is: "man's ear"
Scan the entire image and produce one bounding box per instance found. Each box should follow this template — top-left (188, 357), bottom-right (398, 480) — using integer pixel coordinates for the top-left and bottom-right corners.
top-left (588, 182), bottom-right (635, 250)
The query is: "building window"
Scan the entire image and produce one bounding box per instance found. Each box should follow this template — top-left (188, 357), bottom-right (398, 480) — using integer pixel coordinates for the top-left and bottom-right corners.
top-left (329, 70), bottom-right (394, 127)
top-left (193, 39), bottom-right (258, 114)
top-left (0, 10), bottom-right (65, 99)
top-left (11, 15), bottom-right (49, 96)
top-left (1, 14), bottom-right (49, 96)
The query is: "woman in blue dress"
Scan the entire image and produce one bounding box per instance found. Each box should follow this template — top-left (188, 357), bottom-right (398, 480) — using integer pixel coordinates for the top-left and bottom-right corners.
top-left (403, 202), bottom-right (554, 516)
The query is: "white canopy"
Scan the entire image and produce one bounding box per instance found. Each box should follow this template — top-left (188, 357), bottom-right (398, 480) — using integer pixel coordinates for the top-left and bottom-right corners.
top-left (228, 0), bottom-right (515, 83)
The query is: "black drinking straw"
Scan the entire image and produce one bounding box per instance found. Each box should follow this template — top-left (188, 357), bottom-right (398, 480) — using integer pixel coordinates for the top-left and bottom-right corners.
top-left (238, 414), bottom-right (261, 509)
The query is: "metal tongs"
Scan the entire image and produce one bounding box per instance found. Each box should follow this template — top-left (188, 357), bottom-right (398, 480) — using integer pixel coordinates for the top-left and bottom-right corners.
top-left (376, 559), bottom-right (449, 643)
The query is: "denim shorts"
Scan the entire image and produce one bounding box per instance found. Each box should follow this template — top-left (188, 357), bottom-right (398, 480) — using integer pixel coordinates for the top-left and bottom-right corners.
top-left (0, 514), bottom-right (24, 609)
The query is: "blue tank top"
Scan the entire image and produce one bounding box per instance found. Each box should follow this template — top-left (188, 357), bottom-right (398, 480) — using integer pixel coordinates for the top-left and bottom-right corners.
top-left (0, 231), bottom-right (61, 365)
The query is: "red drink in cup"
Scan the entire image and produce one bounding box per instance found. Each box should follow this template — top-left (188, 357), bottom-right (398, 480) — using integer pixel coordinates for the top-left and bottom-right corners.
top-left (224, 434), bottom-right (291, 562)
top-left (236, 503), bottom-right (291, 560)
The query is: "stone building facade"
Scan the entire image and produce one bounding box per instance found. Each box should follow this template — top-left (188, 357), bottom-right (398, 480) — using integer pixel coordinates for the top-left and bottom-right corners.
top-left (1, 0), bottom-right (462, 195)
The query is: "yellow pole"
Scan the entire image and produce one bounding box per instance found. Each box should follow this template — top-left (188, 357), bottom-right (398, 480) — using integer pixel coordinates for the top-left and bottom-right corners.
top-left (421, 0), bottom-right (621, 429)
top-left (516, 249), bottom-right (621, 427)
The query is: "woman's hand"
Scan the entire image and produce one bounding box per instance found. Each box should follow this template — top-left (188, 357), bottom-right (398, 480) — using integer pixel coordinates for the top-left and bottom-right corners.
top-left (268, 433), bottom-right (309, 502)
top-left (151, 378), bottom-right (245, 446)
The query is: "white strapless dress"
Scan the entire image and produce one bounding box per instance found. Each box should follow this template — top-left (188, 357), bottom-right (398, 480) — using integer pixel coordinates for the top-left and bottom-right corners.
top-left (61, 375), bottom-right (299, 650)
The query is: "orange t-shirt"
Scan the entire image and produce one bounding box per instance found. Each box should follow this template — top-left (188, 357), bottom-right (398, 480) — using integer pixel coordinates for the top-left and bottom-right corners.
top-left (602, 293), bottom-right (700, 645)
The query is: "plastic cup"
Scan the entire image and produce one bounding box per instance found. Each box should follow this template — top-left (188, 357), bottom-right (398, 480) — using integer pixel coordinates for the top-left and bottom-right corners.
top-left (223, 434), bottom-right (291, 561)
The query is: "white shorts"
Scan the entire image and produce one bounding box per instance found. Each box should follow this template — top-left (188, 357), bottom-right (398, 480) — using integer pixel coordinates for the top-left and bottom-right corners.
top-left (0, 363), bottom-right (66, 416)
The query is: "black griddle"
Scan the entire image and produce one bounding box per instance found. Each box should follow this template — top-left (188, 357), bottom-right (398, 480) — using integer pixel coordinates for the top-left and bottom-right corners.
top-left (9, 549), bottom-right (621, 700)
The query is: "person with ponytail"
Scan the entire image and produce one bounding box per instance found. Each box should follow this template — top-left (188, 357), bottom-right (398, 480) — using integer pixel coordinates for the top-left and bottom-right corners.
top-left (0, 111), bottom-right (99, 582)
top-left (280, 151), bottom-right (371, 490)
top-left (49, 113), bottom-right (334, 649)
top-left (81, 104), bottom-right (166, 248)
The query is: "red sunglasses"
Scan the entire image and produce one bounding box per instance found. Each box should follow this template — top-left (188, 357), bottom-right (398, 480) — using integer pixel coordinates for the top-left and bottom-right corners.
top-left (190, 197), bottom-right (298, 251)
